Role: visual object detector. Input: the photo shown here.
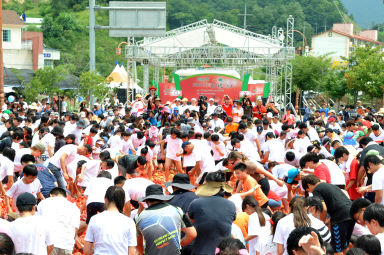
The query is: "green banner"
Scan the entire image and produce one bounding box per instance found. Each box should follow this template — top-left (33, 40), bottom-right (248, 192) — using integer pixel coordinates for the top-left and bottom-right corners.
top-left (173, 73), bottom-right (181, 91)
top-left (263, 82), bottom-right (271, 98)
top-left (241, 73), bottom-right (251, 91)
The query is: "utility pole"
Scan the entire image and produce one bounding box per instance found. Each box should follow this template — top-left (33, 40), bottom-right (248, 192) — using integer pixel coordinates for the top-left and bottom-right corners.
top-left (89, 0), bottom-right (96, 72)
top-left (238, 4), bottom-right (252, 30)
top-left (0, 1), bottom-right (4, 108)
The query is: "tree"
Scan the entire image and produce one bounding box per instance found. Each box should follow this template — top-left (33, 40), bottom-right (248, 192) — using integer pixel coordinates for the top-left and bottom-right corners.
top-left (345, 45), bottom-right (384, 99)
top-left (320, 68), bottom-right (348, 103)
top-left (291, 55), bottom-right (332, 111)
top-left (78, 71), bottom-right (110, 104)
top-left (24, 66), bottom-right (68, 102)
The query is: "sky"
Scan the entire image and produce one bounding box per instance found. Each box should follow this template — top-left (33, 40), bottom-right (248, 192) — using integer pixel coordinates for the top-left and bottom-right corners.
top-left (340, 0), bottom-right (384, 28)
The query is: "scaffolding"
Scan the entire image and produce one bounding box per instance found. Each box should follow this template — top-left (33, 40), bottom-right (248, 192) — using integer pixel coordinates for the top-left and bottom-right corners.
top-left (125, 17), bottom-right (295, 109)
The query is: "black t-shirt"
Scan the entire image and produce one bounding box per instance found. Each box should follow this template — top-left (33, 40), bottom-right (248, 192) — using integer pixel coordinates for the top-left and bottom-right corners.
top-left (118, 154), bottom-right (139, 172)
top-left (359, 143), bottom-right (384, 185)
top-left (188, 195), bottom-right (236, 255)
top-left (313, 183), bottom-right (352, 224)
top-left (169, 189), bottom-right (199, 214)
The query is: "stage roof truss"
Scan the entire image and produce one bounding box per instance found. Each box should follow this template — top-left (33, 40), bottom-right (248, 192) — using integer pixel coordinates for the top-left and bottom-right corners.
top-left (124, 17), bottom-right (295, 110)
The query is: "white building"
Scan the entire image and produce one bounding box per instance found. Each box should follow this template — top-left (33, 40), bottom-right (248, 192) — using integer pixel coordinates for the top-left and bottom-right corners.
top-left (311, 23), bottom-right (383, 64)
top-left (3, 10), bottom-right (60, 71)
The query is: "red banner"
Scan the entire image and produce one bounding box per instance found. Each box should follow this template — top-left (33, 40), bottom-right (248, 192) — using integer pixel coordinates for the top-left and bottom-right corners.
top-left (158, 81), bottom-right (182, 103)
top-left (244, 83), bottom-right (267, 102)
top-left (158, 74), bottom-right (265, 103)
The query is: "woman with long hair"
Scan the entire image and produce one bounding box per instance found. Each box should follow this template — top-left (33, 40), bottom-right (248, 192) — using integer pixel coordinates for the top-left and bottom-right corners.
top-left (273, 196), bottom-right (322, 255)
top-left (84, 186), bottom-right (137, 255)
top-left (242, 196), bottom-right (270, 255)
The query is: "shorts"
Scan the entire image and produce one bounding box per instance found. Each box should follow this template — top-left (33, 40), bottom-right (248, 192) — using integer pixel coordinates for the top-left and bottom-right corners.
top-left (86, 202), bottom-right (105, 224)
top-left (157, 159), bottom-right (165, 164)
top-left (51, 247), bottom-right (72, 255)
top-left (330, 219), bottom-right (355, 253)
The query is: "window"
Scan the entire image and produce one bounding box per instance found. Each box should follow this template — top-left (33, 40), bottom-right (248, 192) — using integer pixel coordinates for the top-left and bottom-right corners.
top-left (2, 30), bottom-right (11, 42)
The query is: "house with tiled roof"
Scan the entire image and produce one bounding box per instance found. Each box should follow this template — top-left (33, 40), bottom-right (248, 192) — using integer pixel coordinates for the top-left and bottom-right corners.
top-left (311, 23), bottom-right (382, 64)
top-left (3, 10), bottom-right (45, 71)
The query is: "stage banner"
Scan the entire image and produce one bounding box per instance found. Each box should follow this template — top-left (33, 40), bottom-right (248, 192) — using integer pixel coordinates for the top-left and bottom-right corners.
top-left (243, 82), bottom-right (270, 102)
top-left (178, 73), bottom-right (244, 101)
top-left (158, 79), bottom-right (181, 103)
top-left (158, 73), bottom-right (267, 103)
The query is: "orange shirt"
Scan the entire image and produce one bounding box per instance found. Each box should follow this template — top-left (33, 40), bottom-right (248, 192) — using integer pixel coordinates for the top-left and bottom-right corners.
top-left (241, 175), bottom-right (269, 207)
top-left (233, 212), bottom-right (249, 238)
top-left (225, 123), bottom-right (239, 134)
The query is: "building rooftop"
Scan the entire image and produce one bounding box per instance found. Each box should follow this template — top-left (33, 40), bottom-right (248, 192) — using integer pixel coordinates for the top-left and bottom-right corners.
top-left (2, 10), bottom-right (25, 26)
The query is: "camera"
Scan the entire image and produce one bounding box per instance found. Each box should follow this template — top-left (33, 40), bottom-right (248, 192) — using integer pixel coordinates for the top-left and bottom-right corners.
top-left (198, 95), bottom-right (207, 104)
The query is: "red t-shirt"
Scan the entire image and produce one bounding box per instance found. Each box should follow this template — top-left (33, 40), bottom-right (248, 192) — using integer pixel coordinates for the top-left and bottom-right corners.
top-left (347, 159), bottom-right (362, 200)
top-left (222, 104), bottom-right (233, 117)
top-left (314, 163), bottom-right (331, 183)
top-left (253, 105), bottom-right (266, 119)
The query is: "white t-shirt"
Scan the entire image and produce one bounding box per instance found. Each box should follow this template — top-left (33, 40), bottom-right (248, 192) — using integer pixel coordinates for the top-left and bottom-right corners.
top-left (49, 144), bottom-right (78, 169)
top-left (209, 118), bottom-right (224, 131)
top-left (165, 135), bottom-right (182, 161)
top-left (130, 133), bottom-right (146, 149)
top-left (375, 233), bottom-right (384, 255)
top-left (211, 142), bottom-right (226, 161)
top-left (36, 196), bottom-right (80, 250)
top-left (248, 212), bottom-right (271, 255)
top-left (123, 178), bottom-right (154, 202)
top-left (120, 139), bottom-right (135, 154)
top-left (273, 213), bottom-right (324, 255)
top-left (264, 139), bottom-right (285, 162)
top-left (108, 135), bottom-right (122, 149)
top-left (14, 148), bottom-right (31, 172)
top-left (41, 133), bottom-right (55, 157)
top-left (370, 132), bottom-right (384, 143)
top-left (372, 166), bottom-right (384, 205)
top-left (0, 218), bottom-right (10, 235)
top-left (232, 107), bottom-right (243, 123)
top-left (293, 137), bottom-right (312, 155)
top-left (79, 160), bottom-right (102, 188)
top-left (84, 177), bottom-right (113, 205)
top-left (70, 127), bottom-right (83, 145)
top-left (85, 211), bottom-right (137, 254)
top-left (0, 155), bottom-right (14, 180)
top-left (307, 127), bottom-right (320, 142)
top-left (6, 178), bottom-right (42, 209)
top-left (272, 163), bottom-right (294, 180)
top-left (320, 159), bottom-right (345, 186)
top-left (8, 215), bottom-right (53, 255)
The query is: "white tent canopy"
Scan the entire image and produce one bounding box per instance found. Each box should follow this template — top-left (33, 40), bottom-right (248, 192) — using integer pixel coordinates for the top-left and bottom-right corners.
top-left (106, 64), bottom-right (144, 93)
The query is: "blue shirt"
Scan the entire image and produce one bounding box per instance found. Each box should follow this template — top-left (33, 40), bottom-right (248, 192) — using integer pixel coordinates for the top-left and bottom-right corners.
top-left (21, 164), bottom-right (57, 198)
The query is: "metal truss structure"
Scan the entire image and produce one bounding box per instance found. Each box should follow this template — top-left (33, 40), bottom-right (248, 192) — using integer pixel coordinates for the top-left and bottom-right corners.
top-left (124, 17), bottom-right (295, 109)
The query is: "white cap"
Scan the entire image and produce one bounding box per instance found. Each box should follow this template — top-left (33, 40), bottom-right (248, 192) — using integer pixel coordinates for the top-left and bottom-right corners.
top-left (191, 98), bottom-right (197, 101)
top-left (175, 98), bottom-right (181, 101)
top-left (267, 112), bottom-right (273, 118)
top-left (209, 98), bottom-right (214, 101)
top-left (1, 113), bottom-right (9, 120)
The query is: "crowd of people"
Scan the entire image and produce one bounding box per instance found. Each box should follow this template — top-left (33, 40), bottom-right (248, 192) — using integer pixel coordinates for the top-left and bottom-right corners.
top-left (1, 86), bottom-right (384, 255)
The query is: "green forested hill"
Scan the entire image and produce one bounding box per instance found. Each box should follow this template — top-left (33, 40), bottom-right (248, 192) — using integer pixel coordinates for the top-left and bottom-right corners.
top-left (4, 0), bottom-right (351, 77)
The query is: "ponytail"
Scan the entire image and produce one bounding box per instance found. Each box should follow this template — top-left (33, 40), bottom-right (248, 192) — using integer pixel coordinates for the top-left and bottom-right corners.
top-left (242, 196), bottom-right (265, 226)
top-left (290, 196), bottom-right (311, 228)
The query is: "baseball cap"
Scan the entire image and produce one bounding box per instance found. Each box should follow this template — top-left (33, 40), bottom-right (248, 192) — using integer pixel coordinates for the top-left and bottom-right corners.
top-left (175, 98), bottom-right (181, 101)
top-left (16, 192), bottom-right (36, 208)
top-left (286, 168), bottom-right (299, 184)
top-left (257, 126), bottom-right (263, 133)
top-left (182, 141), bottom-right (191, 150)
top-left (209, 98), bottom-right (214, 101)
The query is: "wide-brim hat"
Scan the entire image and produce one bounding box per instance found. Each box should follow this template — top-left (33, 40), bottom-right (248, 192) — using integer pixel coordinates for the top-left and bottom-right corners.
top-left (165, 173), bottom-right (195, 190)
top-left (138, 184), bottom-right (174, 202)
top-left (195, 181), bottom-right (233, 197)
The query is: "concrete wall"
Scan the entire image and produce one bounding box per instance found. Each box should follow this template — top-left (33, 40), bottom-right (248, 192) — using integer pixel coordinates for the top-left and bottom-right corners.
top-left (4, 49), bottom-right (33, 69)
top-left (3, 25), bottom-right (22, 49)
top-left (311, 32), bottom-right (349, 61)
